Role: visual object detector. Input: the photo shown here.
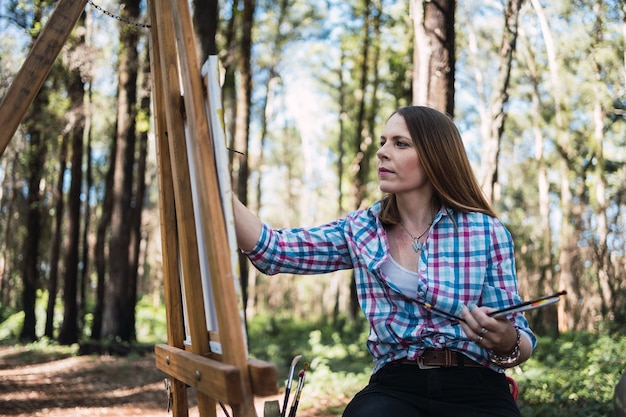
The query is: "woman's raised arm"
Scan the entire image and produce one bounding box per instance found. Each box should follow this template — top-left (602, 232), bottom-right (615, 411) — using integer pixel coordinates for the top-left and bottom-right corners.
top-left (232, 197), bottom-right (263, 252)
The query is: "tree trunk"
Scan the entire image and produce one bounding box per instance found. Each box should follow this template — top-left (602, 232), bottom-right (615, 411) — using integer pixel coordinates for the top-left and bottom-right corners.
top-left (19, 1), bottom-right (48, 343)
top-left (518, 28), bottom-right (558, 335)
top-left (0, 154), bottom-right (19, 309)
top-left (557, 159), bottom-right (584, 331)
top-left (91, 148), bottom-right (114, 340)
top-left (246, 0), bottom-right (291, 317)
top-left (348, 0), bottom-right (376, 321)
top-left (479, 0), bottom-right (524, 202)
top-left (589, 5), bottom-right (612, 324)
top-left (58, 11), bottom-right (87, 345)
top-left (233, 0), bottom-right (256, 320)
top-left (193, 0), bottom-right (218, 61)
top-left (45, 133), bottom-right (68, 339)
top-left (127, 51), bottom-right (152, 337)
top-left (101, 0), bottom-right (142, 341)
top-left (412, 0), bottom-right (455, 115)
top-left (337, 47), bottom-right (347, 217)
top-left (20, 99), bottom-right (47, 343)
top-left (223, 0), bottom-right (238, 171)
top-left (530, 0), bottom-right (577, 330)
top-left (79, 8), bottom-right (95, 331)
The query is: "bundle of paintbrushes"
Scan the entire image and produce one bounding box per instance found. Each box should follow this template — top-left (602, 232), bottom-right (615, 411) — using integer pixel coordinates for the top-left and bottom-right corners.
top-left (280, 355), bottom-right (310, 417)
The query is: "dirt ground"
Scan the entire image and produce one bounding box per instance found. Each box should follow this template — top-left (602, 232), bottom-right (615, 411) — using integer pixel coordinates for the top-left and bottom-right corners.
top-left (0, 346), bottom-right (326, 417)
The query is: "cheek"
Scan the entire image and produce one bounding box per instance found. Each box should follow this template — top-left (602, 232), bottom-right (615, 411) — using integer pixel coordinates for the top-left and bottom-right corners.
top-left (401, 156), bottom-right (421, 176)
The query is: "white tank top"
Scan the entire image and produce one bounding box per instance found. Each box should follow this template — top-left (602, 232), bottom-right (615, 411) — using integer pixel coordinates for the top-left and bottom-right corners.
top-left (381, 257), bottom-right (419, 297)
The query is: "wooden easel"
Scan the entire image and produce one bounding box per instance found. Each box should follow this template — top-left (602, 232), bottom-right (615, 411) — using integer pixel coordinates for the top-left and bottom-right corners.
top-left (148, 0), bottom-right (278, 416)
top-left (0, 1), bottom-right (278, 416)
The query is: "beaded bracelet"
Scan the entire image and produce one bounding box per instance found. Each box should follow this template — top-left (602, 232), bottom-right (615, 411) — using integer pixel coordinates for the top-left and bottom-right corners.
top-left (488, 327), bottom-right (521, 366)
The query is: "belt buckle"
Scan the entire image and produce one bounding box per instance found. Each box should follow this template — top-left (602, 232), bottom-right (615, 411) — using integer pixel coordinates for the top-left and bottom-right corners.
top-left (417, 356), bottom-right (440, 369)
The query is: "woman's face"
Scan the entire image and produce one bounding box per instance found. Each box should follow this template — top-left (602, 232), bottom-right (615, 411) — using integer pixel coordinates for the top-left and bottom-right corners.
top-left (377, 113), bottom-right (431, 196)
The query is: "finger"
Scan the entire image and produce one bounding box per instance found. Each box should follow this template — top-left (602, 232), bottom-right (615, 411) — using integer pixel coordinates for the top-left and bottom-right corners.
top-left (460, 306), bottom-right (496, 348)
top-left (460, 306), bottom-right (482, 340)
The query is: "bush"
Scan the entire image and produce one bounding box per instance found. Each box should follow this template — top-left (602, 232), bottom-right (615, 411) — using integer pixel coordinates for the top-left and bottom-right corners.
top-left (516, 331), bottom-right (626, 417)
top-left (248, 316), bottom-right (626, 416)
top-left (247, 313), bottom-right (372, 413)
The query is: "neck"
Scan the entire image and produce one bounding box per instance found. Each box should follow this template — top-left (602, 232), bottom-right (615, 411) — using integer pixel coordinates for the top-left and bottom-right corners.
top-left (396, 194), bottom-right (436, 228)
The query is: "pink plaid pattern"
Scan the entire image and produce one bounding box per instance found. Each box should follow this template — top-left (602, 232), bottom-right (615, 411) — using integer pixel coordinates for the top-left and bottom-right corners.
top-left (245, 201), bottom-right (535, 373)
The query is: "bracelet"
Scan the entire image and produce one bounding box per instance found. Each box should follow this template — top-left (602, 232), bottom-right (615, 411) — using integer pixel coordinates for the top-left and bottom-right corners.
top-left (488, 327), bottom-right (521, 366)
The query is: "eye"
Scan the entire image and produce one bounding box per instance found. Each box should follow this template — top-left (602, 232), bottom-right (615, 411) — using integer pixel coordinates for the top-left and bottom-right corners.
top-left (379, 138), bottom-right (387, 147)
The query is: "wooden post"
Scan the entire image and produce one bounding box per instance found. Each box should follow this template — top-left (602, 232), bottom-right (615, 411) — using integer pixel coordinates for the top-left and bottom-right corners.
top-left (148, 2), bottom-right (190, 415)
top-left (0, 0), bottom-right (88, 156)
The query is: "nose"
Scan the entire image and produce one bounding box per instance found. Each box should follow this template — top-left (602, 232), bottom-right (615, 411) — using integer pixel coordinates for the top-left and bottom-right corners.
top-left (377, 142), bottom-right (389, 160)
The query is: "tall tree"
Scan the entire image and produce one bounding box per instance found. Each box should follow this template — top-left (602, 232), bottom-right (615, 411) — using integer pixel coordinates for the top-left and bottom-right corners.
top-left (19, 0), bottom-right (58, 342)
top-left (345, 0), bottom-right (381, 320)
top-left (232, 0), bottom-right (256, 316)
top-left (193, 0), bottom-right (219, 61)
top-left (411, 0), bottom-right (455, 115)
top-left (478, 0), bottom-right (525, 202)
top-left (45, 133), bottom-right (68, 339)
top-left (58, 11), bottom-right (87, 345)
top-left (127, 49), bottom-right (152, 337)
top-left (101, 0), bottom-right (143, 341)
top-left (515, 27), bottom-right (558, 335)
top-left (91, 142), bottom-right (114, 340)
top-left (0, 148), bottom-right (21, 311)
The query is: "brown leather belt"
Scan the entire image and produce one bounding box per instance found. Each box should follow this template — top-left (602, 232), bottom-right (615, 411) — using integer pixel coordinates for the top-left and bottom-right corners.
top-left (400, 349), bottom-right (483, 369)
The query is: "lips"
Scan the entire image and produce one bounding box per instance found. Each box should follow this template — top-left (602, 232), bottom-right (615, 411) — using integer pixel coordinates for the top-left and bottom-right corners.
top-left (378, 167), bottom-right (393, 175)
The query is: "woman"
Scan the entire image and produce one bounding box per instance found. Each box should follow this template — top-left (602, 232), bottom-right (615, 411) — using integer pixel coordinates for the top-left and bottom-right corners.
top-left (234, 106), bottom-right (535, 417)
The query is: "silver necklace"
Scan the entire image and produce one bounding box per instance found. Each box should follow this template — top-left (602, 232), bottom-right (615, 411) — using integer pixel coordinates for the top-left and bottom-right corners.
top-left (399, 220), bottom-right (432, 253)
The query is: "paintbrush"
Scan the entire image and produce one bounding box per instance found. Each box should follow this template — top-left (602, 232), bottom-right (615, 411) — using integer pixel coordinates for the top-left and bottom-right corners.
top-left (287, 362), bottom-right (309, 417)
top-left (280, 354), bottom-right (302, 417)
top-left (414, 299), bottom-right (466, 323)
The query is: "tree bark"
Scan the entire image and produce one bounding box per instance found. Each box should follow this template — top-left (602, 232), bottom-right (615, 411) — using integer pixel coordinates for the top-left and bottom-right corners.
top-left (0, 153), bottom-right (19, 309)
top-left (91, 144), bottom-right (114, 340)
top-left (20, 98), bottom-right (47, 343)
top-left (233, 0), bottom-right (256, 321)
top-left (126, 50), bottom-right (152, 337)
top-left (193, 0), bottom-right (219, 62)
top-left (19, 1), bottom-right (49, 343)
top-left (479, 0), bottom-right (524, 202)
top-left (58, 11), bottom-right (87, 345)
top-left (412, 0), bottom-right (455, 115)
top-left (45, 133), bottom-right (68, 339)
top-left (101, 0), bottom-right (142, 341)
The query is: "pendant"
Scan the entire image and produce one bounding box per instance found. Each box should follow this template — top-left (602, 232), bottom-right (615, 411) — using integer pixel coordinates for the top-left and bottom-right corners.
top-left (412, 239), bottom-right (423, 253)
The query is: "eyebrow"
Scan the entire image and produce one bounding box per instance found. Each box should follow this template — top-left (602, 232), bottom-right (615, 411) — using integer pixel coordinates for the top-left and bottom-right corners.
top-left (380, 135), bottom-right (412, 141)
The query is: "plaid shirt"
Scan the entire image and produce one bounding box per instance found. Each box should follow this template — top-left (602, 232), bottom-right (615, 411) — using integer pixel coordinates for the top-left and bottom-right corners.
top-left (245, 200), bottom-right (536, 373)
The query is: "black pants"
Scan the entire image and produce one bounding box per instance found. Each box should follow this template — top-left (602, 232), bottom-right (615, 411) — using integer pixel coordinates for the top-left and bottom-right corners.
top-left (342, 362), bottom-right (521, 417)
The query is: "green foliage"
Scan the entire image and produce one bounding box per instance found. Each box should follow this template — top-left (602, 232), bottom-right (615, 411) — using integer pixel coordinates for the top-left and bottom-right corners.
top-left (0, 292), bottom-right (167, 345)
top-left (248, 315), bottom-right (625, 416)
top-left (247, 313), bottom-right (372, 379)
top-left (134, 295), bottom-right (168, 344)
top-left (516, 331), bottom-right (626, 417)
top-left (0, 289), bottom-right (63, 342)
top-left (0, 338), bottom-right (77, 364)
top-left (0, 310), bottom-right (24, 342)
top-left (247, 313), bottom-right (372, 414)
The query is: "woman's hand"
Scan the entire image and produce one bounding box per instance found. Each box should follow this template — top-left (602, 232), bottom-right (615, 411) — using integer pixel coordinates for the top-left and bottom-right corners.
top-left (460, 306), bottom-right (516, 353)
top-left (460, 305), bottom-right (532, 367)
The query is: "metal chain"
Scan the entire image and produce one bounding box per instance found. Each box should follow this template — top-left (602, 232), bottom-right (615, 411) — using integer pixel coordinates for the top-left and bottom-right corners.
top-left (87, 0), bottom-right (151, 29)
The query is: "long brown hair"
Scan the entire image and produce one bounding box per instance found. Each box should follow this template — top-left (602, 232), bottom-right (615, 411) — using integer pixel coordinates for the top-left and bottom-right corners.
top-left (379, 106), bottom-right (497, 224)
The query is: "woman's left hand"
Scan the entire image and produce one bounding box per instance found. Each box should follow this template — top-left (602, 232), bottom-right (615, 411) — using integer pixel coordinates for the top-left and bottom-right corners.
top-left (459, 305), bottom-right (517, 355)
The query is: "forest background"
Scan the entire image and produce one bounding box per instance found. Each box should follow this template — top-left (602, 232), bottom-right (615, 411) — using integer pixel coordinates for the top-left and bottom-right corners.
top-left (0, 0), bottom-right (625, 416)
